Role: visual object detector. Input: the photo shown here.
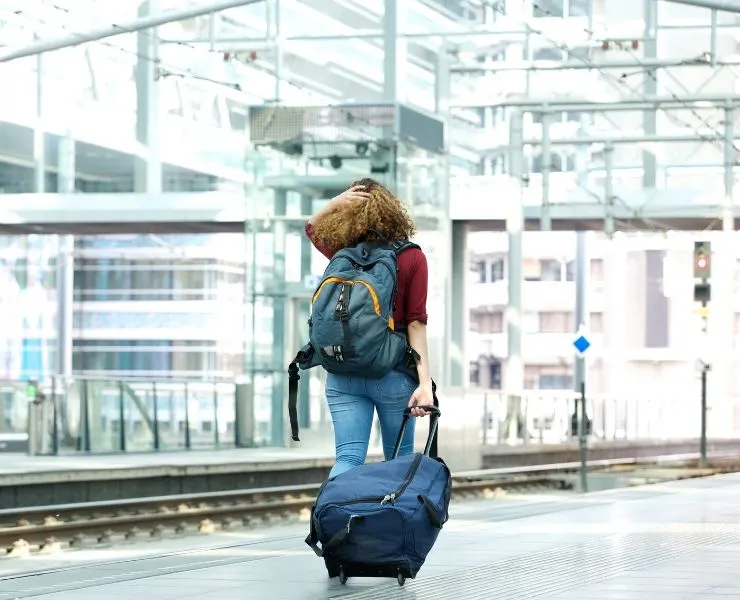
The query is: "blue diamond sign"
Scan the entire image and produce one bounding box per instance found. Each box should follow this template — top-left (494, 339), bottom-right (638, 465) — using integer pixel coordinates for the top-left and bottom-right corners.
top-left (573, 334), bottom-right (591, 356)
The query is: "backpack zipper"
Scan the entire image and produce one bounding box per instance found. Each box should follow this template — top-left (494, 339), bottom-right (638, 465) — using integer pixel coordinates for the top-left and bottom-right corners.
top-left (312, 277), bottom-right (382, 317)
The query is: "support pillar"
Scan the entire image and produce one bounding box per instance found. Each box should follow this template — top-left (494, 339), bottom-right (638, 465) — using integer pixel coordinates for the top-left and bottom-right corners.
top-left (270, 190), bottom-right (287, 445)
top-left (268, 0), bottom-right (283, 102)
top-left (642, 0), bottom-right (658, 190)
top-left (56, 134), bottom-right (75, 380)
top-left (540, 110), bottom-right (552, 231)
top-left (298, 195), bottom-right (312, 428)
top-left (134, 0), bottom-right (162, 194)
top-left (604, 143), bottom-right (615, 236)
top-left (383, 0), bottom-right (407, 104)
top-left (435, 47), bottom-right (454, 386)
top-left (574, 116), bottom-right (590, 410)
top-left (503, 111), bottom-right (525, 442)
top-left (33, 47), bottom-right (45, 194)
top-left (449, 222), bottom-right (466, 387)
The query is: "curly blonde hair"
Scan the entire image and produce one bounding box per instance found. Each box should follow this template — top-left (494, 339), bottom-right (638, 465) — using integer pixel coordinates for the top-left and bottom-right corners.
top-left (311, 178), bottom-right (417, 256)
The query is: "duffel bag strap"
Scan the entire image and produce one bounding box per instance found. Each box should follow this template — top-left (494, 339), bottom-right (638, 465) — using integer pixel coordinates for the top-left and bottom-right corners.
top-left (305, 514), bottom-right (365, 557)
top-left (418, 495), bottom-right (443, 529)
top-left (429, 379), bottom-right (439, 458)
top-left (304, 508), bottom-right (323, 557)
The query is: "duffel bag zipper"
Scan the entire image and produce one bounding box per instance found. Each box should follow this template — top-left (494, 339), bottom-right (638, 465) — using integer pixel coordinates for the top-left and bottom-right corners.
top-left (332, 496), bottom-right (387, 506)
top-left (321, 453), bottom-right (424, 509)
top-left (380, 453), bottom-right (423, 506)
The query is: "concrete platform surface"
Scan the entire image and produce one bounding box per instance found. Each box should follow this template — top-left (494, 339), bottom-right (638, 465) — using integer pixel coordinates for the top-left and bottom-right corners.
top-left (3, 473), bottom-right (740, 599)
top-left (0, 448), bottom-right (341, 484)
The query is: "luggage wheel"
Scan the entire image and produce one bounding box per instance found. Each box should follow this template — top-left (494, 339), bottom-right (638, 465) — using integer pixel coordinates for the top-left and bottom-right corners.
top-left (339, 567), bottom-right (348, 585)
top-left (397, 570), bottom-right (406, 587)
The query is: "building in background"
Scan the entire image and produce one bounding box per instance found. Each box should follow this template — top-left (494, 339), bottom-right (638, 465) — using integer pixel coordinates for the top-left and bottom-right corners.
top-left (467, 230), bottom-right (740, 405)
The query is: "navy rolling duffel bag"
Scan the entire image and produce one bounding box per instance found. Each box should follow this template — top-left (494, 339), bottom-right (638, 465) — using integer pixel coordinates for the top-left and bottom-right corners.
top-left (305, 405), bottom-right (451, 587)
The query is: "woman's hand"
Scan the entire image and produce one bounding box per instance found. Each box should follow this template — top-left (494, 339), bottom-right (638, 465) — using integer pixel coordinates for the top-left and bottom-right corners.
top-left (408, 383), bottom-right (434, 417)
top-left (334, 185), bottom-right (371, 206)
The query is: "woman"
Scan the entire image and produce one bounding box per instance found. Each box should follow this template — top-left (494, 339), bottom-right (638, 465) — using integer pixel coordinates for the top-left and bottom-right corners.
top-left (305, 178), bottom-right (434, 477)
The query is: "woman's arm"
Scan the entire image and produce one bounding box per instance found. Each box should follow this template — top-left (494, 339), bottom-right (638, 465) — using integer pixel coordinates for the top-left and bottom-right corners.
top-left (404, 250), bottom-right (433, 415)
top-left (407, 320), bottom-right (432, 390)
top-left (308, 185), bottom-right (370, 227)
top-left (306, 185), bottom-right (371, 258)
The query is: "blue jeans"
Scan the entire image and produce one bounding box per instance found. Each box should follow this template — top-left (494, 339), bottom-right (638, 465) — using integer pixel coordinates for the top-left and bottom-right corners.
top-left (325, 370), bottom-right (417, 478)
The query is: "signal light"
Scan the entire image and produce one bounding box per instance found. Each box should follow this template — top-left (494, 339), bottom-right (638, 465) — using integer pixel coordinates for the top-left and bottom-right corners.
top-left (693, 241), bottom-right (712, 279)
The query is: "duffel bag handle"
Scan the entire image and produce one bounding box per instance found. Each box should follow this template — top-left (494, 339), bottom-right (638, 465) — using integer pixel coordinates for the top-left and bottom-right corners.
top-left (392, 404), bottom-right (441, 460)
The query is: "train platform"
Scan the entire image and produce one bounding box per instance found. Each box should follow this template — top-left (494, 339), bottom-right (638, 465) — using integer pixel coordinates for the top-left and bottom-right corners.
top-left (3, 471), bottom-right (740, 599)
top-left (0, 448), bottom-right (348, 508)
top-left (3, 437), bottom-right (737, 508)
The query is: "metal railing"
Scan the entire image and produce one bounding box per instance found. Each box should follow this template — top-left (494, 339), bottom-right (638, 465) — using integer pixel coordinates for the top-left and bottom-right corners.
top-left (4, 379), bottom-right (738, 456)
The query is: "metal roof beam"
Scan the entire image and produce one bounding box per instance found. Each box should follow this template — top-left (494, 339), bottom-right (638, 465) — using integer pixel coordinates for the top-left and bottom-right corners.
top-left (451, 95), bottom-right (740, 111)
top-left (476, 132), bottom-right (740, 155)
top-left (660, 0), bottom-right (740, 13)
top-left (0, 0), bottom-right (265, 63)
top-left (451, 57), bottom-right (740, 73)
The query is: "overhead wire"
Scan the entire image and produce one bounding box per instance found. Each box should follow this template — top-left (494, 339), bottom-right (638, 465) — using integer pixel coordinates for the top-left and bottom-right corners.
top-left (1, 1), bottom-right (734, 233)
top-left (530, 2), bottom-right (739, 154)
top-left (477, 2), bottom-right (736, 231)
top-left (1, 4), bottom-right (260, 96)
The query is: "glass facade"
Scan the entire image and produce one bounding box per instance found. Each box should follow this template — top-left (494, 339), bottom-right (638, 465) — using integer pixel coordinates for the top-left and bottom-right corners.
top-left (0, 0), bottom-right (475, 450)
top-left (72, 234), bottom-right (248, 381)
top-left (0, 236), bottom-right (59, 381)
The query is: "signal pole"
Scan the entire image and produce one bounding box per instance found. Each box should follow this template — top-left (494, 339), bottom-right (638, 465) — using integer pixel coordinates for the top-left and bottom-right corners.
top-left (693, 241), bottom-right (712, 468)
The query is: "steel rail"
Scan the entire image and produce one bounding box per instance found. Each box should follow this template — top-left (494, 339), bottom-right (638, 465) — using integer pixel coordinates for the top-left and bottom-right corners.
top-left (1, 453), bottom-right (737, 556)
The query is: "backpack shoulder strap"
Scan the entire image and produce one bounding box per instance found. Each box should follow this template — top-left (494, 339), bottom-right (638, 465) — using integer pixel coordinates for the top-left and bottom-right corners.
top-left (391, 240), bottom-right (421, 256)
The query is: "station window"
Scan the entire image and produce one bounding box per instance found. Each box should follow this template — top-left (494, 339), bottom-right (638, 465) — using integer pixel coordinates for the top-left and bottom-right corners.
top-left (490, 259), bottom-right (505, 282)
top-left (469, 361), bottom-right (481, 386)
top-left (539, 259), bottom-right (563, 282)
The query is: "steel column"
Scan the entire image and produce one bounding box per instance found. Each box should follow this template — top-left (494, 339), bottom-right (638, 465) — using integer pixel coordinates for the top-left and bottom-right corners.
top-left (383, 0), bottom-right (407, 103)
top-left (436, 47), bottom-right (455, 386)
top-left (540, 110), bottom-right (552, 231)
top-left (135, 0), bottom-right (162, 194)
top-left (56, 135), bottom-right (75, 381)
top-left (33, 47), bottom-right (45, 194)
top-left (270, 190), bottom-right (287, 445)
top-left (269, 0), bottom-right (283, 102)
top-left (604, 143), bottom-right (615, 236)
top-left (723, 106), bottom-right (735, 232)
top-left (449, 221), bottom-right (466, 387)
top-left (643, 0), bottom-right (659, 191)
top-left (298, 195), bottom-right (312, 428)
top-left (503, 111), bottom-right (525, 443)
top-left (573, 116), bottom-right (590, 431)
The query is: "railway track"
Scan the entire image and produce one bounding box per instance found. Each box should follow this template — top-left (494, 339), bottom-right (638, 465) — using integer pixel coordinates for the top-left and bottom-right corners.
top-left (1, 452), bottom-right (737, 558)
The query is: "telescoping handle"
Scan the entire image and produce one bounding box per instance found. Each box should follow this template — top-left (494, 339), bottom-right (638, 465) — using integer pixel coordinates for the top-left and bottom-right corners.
top-left (391, 405), bottom-right (441, 460)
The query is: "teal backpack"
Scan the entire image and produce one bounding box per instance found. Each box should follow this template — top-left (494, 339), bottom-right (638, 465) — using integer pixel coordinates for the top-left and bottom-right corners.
top-left (288, 239), bottom-right (421, 441)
